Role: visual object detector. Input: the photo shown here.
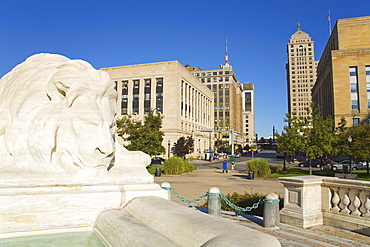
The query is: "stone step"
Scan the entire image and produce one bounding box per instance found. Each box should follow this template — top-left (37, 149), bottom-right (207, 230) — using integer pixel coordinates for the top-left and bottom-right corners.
top-left (220, 213), bottom-right (370, 247)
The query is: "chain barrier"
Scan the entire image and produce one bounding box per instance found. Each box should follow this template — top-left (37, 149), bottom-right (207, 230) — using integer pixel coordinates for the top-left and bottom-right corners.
top-left (163, 186), bottom-right (265, 211)
top-left (164, 187), bottom-right (208, 204)
top-left (219, 194), bottom-right (264, 212)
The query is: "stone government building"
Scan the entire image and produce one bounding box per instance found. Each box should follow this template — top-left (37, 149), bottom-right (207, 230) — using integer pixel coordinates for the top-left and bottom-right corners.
top-left (312, 16), bottom-right (370, 126)
top-left (102, 60), bottom-right (256, 158)
top-left (102, 61), bottom-right (214, 158)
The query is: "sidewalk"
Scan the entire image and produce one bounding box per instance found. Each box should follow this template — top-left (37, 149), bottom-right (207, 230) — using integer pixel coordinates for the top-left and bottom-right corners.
top-left (154, 161), bottom-right (283, 206)
top-left (154, 160), bottom-right (370, 246)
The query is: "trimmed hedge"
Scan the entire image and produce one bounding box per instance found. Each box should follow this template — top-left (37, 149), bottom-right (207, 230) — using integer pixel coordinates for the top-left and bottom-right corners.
top-left (246, 158), bottom-right (271, 179)
top-left (163, 157), bottom-right (197, 175)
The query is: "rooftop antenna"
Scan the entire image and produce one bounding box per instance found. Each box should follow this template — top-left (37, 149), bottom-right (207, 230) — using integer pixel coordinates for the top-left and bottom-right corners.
top-left (225, 36), bottom-right (229, 65)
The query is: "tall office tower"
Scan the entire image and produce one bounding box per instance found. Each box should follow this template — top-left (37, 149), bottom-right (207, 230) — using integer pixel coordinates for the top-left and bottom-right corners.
top-left (286, 23), bottom-right (318, 116)
top-left (312, 16), bottom-right (370, 126)
top-left (242, 83), bottom-right (255, 146)
top-left (186, 63), bottom-right (244, 149)
top-left (101, 61), bottom-right (214, 158)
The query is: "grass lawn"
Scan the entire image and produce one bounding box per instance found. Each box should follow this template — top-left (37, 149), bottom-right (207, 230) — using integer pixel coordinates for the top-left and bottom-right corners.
top-left (269, 167), bottom-right (370, 181)
top-left (146, 165), bottom-right (164, 175)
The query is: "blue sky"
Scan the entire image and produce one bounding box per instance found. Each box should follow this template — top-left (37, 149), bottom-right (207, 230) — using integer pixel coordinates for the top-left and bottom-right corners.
top-left (0, 0), bottom-right (368, 138)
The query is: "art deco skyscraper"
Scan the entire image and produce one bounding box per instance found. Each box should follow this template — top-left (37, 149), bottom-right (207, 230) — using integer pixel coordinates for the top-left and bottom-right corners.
top-left (286, 23), bottom-right (318, 116)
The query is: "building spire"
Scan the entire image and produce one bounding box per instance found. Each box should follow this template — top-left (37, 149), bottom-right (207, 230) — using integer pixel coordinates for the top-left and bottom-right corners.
top-left (297, 22), bottom-right (301, 31)
top-left (225, 36), bottom-right (229, 65)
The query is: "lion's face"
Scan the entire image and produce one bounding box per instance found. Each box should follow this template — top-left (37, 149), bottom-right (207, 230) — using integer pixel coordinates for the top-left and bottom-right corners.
top-left (54, 94), bottom-right (116, 174)
top-left (0, 53), bottom-right (118, 175)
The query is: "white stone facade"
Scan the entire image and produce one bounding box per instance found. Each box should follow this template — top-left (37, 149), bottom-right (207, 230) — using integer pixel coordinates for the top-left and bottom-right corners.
top-left (101, 61), bottom-right (214, 157)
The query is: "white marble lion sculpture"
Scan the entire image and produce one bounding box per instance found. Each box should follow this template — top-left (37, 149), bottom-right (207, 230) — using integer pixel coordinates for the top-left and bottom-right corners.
top-left (0, 53), bottom-right (150, 179)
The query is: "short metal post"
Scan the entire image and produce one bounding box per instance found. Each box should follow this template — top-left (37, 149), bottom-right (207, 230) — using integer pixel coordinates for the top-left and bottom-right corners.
top-left (208, 187), bottom-right (221, 217)
top-left (161, 182), bottom-right (171, 201)
top-left (263, 193), bottom-right (280, 228)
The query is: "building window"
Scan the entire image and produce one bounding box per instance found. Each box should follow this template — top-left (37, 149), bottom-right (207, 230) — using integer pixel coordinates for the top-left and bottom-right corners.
top-left (156, 93), bottom-right (163, 101)
top-left (145, 79), bottom-right (151, 87)
top-left (145, 93), bottom-right (150, 101)
top-left (349, 67), bottom-right (359, 110)
top-left (156, 78), bottom-right (163, 87)
top-left (133, 80), bottom-right (139, 88)
top-left (213, 72), bottom-right (217, 75)
top-left (353, 118), bottom-right (360, 126)
top-left (366, 66), bottom-right (370, 109)
top-left (225, 71), bottom-right (230, 74)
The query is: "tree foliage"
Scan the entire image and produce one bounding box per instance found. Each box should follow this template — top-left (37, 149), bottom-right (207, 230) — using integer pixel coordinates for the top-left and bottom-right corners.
top-left (276, 105), bottom-right (341, 174)
top-left (172, 136), bottom-right (194, 158)
top-left (116, 110), bottom-right (165, 156)
top-left (345, 124), bottom-right (370, 173)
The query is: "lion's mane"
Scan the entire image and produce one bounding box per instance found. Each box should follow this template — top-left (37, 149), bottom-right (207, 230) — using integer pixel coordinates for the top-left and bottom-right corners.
top-left (0, 53), bottom-right (123, 176)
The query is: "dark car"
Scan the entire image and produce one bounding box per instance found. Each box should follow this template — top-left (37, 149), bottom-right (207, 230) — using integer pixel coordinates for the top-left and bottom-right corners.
top-left (298, 159), bottom-right (322, 168)
top-left (151, 157), bottom-right (165, 166)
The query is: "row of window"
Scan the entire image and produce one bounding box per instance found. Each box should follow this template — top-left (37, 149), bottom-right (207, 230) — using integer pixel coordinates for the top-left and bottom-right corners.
top-left (201, 77), bottom-right (230, 83)
top-left (291, 66), bottom-right (314, 70)
top-left (194, 71), bottom-right (230, 77)
top-left (207, 84), bottom-right (230, 90)
top-left (351, 66), bottom-right (370, 110)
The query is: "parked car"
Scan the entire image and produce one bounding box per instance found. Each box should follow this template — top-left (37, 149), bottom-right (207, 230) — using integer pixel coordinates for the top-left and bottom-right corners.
top-left (234, 152), bottom-right (241, 158)
top-left (323, 160), bottom-right (365, 171)
top-left (276, 152), bottom-right (285, 158)
top-left (298, 159), bottom-right (322, 168)
top-left (151, 157), bottom-right (165, 165)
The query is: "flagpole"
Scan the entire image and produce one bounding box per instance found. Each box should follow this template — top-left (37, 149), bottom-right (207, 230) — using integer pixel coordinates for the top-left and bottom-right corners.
top-left (328, 10), bottom-right (332, 35)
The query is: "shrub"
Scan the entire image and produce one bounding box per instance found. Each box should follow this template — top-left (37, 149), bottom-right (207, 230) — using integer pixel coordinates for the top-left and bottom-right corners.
top-left (220, 191), bottom-right (284, 216)
top-left (246, 158), bottom-right (271, 178)
top-left (163, 157), bottom-right (197, 175)
top-left (270, 164), bottom-right (284, 173)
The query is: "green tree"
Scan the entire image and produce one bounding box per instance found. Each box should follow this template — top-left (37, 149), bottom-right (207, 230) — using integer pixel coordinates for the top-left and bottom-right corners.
top-left (116, 110), bottom-right (165, 156)
top-left (173, 136), bottom-right (194, 158)
top-left (345, 124), bottom-right (370, 174)
top-left (276, 105), bottom-right (338, 174)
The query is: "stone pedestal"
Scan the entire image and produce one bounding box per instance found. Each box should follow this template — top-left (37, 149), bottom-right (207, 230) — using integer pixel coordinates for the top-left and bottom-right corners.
top-left (0, 169), bottom-right (167, 237)
top-left (279, 176), bottom-right (324, 228)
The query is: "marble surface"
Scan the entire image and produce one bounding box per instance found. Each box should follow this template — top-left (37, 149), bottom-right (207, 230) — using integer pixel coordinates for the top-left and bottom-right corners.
top-left (0, 53), bottom-right (152, 184)
top-left (0, 54), bottom-right (167, 235)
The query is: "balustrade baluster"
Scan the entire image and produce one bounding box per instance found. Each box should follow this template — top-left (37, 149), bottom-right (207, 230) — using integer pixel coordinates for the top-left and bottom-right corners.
top-left (364, 198), bottom-right (370, 218)
top-left (331, 189), bottom-right (340, 212)
top-left (351, 196), bottom-right (362, 216)
top-left (341, 194), bottom-right (351, 214)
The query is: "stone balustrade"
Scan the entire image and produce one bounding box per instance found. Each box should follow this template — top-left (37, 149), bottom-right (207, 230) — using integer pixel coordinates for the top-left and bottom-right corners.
top-left (279, 176), bottom-right (370, 235)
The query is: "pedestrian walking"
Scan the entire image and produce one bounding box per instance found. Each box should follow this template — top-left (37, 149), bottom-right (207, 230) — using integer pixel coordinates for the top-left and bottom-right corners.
top-left (222, 160), bottom-right (228, 173)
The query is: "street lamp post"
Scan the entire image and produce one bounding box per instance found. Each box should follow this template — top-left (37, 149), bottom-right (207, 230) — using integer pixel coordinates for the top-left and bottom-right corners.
top-left (168, 140), bottom-right (171, 159)
top-left (348, 136), bottom-right (352, 174)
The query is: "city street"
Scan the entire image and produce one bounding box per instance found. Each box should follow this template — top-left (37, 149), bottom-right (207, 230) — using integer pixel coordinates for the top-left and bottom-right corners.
top-left (193, 149), bottom-right (292, 171)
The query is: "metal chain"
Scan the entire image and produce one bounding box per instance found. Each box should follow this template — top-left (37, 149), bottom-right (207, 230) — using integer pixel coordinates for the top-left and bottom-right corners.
top-left (167, 187), bottom-right (208, 204)
top-left (163, 187), bottom-right (265, 210)
top-left (219, 193), bottom-right (264, 212)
